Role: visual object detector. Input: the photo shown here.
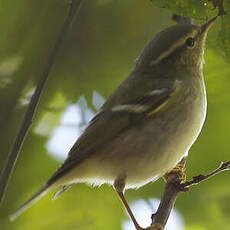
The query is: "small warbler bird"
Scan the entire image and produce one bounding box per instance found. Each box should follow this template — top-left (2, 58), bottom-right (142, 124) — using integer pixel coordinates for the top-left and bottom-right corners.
top-left (10, 16), bottom-right (217, 229)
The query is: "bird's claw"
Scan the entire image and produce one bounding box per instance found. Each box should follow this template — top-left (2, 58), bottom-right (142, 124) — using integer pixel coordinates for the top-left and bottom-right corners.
top-left (164, 163), bottom-right (186, 182)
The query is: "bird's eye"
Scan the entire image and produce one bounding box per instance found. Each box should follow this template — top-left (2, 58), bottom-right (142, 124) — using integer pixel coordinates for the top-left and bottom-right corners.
top-left (185, 37), bottom-right (195, 47)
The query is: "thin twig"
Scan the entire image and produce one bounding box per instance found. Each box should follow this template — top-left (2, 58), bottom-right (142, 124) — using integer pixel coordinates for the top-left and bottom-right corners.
top-left (181, 161), bottom-right (230, 188)
top-left (150, 160), bottom-right (230, 230)
top-left (0, 0), bottom-right (83, 204)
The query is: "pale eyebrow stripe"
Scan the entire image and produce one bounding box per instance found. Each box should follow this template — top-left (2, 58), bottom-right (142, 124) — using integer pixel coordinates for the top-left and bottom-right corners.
top-left (150, 30), bottom-right (198, 65)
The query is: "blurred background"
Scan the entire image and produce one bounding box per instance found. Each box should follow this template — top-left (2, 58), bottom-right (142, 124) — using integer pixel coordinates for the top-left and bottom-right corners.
top-left (0, 0), bottom-right (230, 230)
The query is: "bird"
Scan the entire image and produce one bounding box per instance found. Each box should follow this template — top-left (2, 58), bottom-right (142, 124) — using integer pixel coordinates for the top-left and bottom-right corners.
top-left (10, 16), bottom-right (217, 230)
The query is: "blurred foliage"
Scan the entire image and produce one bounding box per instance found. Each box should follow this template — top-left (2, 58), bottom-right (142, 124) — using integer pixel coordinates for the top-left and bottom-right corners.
top-left (150, 0), bottom-right (230, 58)
top-left (151, 0), bottom-right (211, 17)
top-left (0, 0), bottom-right (230, 230)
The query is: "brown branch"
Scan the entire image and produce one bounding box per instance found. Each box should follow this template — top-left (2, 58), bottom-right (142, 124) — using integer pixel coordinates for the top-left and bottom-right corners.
top-left (151, 179), bottom-right (181, 229)
top-left (0, 0), bottom-right (83, 204)
top-left (149, 160), bottom-right (230, 230)
top-left (181, 161), bottom-right (230, 188)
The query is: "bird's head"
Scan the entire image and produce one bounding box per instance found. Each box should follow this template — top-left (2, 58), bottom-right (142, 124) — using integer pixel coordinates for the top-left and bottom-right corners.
top-left (135, 16), bottom-right (218, 72)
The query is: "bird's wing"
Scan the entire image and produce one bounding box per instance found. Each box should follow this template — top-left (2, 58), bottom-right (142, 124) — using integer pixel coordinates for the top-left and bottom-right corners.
top-left (47, 80), bottom-right (181, 185)
top-left (9, 81), bottom-right (179, 221)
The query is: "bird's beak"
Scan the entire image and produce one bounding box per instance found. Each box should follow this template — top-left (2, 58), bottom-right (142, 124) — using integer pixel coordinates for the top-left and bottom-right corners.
top-left (200, 16), bottom-right (218, 34)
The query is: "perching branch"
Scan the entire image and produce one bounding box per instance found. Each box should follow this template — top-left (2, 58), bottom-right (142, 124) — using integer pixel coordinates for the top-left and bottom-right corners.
top-left (149, 160), bottom-right (230, 230)
top-left (0, 0), bottom-right (83, 204)
top-left (150, 178), bottom-right (181, 230)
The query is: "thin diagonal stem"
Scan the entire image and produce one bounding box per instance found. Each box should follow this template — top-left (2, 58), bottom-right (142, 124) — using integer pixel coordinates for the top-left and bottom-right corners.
top-left (181, 161), bottom-right (230, 188)
top-left (0, 0), bottom-right (83, 204)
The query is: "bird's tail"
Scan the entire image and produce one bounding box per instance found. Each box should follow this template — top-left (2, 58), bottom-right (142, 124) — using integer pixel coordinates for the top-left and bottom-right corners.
top-left (9, 183), bottom-right (52, 221)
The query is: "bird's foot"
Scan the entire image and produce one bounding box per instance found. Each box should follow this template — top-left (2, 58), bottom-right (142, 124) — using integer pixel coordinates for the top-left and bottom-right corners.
top-left (164, 163), bottom-right (186, 182)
